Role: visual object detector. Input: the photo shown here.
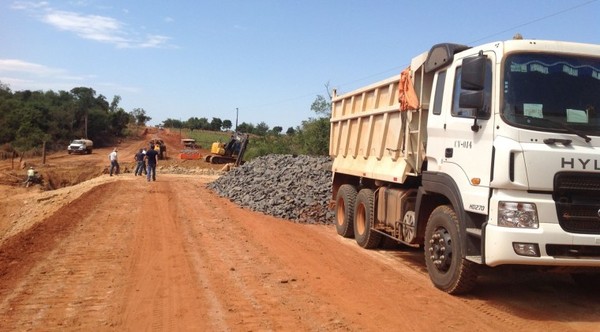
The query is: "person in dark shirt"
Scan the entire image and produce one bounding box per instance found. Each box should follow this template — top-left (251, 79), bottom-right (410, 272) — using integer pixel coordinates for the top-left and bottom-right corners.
top-left (133, 149), bottom-right (145, 176)
top-left (145, 148), bottom-right (159, 181)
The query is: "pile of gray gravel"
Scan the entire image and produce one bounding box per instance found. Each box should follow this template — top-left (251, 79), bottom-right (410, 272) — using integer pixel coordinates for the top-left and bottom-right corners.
top-left (207, 154), bottom-right (334, 224)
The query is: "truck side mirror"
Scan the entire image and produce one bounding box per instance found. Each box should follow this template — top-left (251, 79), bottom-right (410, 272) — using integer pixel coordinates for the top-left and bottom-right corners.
top-left (459, 54), bottom-right (488, 113)
top-left (459, 90), bottom-right (484, 109)
top-left (459, 54), bottom-right (489, 132)
top-left (461, 55), bottom-right (486, 90)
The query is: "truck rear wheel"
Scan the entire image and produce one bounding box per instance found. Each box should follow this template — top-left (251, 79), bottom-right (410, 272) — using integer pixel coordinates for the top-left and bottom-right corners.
top-left (424, 205), bottom-right (477, 294)
top-left (335, 184), bottom-right (357, 238)
top-left (354, 188), bottom-right (382, 249)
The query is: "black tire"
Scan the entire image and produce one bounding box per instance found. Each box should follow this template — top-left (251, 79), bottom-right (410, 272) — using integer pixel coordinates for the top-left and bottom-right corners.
top-left (571, 272), bottom-right (600, 290)
top-left (424, 205), bottom-right (477, 294)
top-left (335, 184), bottom-right (357, 238)
top-left (354, 188), bottom-right (382, 249)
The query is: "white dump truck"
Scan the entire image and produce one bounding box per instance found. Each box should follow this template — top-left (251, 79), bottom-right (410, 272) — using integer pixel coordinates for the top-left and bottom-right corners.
top-left (330, 38), bottom-right (600, 294)
top-left (67, 138), bottom-right (93, 154)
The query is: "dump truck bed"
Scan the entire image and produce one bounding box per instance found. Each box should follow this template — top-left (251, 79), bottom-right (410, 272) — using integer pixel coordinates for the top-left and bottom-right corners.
top-left (329, 52), bottom-right (430, 184)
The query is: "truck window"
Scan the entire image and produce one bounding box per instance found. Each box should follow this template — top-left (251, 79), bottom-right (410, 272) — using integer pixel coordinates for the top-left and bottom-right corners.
top-left (451, 61), bottom-right (492, 118)
top-left (432, 71), bottom-right (447, 115)
top-left (502, 53), bottom-right (600, 136)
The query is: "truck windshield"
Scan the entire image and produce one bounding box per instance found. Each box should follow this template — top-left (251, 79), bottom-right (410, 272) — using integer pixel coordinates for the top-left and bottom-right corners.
top-left (502, 53), bottom-right (600, 137)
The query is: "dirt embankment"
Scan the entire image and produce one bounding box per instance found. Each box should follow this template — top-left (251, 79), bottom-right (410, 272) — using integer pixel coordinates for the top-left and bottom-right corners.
top-left (0, 128), bottom-right (599, 331)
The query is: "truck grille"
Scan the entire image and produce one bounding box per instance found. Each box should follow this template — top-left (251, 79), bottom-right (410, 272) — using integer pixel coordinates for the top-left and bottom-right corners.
top-left (554, 172), bottom-right (600, 234)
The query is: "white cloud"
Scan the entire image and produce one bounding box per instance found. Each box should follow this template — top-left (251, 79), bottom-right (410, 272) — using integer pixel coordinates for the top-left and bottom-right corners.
top-left (10, 1), bottom-right (49, 10)
top-left (0, 76), bottom-right (34, 86)
top-left (0, 58), bottom-right (139, 94)
top-left (139, 35), bottom-right (171, 48)
top-left (12, 2), bottom-right (171, 48)
top-left (0, 59), bottom-right (63, 75)
top-left (44, 10), bottom-right (131, 46)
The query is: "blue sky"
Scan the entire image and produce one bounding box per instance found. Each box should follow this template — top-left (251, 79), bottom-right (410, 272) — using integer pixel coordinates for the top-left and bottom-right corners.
top-left (1, 1), bottom-right (599, 130)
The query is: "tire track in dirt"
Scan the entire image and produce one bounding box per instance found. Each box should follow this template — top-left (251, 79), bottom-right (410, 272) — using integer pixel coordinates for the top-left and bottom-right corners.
top-left (118, 178), bottom-right (212, 331)
top-left (171, 179), bottom-right (324, 330)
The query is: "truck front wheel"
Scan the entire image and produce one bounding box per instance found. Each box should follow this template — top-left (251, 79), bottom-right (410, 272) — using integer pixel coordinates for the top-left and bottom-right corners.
top-left (354, 188), bottom-right (382, 249)
top-left (424, 205), bottom-right (477, 294)
top-left (335, 184), bottom-right (357, 238)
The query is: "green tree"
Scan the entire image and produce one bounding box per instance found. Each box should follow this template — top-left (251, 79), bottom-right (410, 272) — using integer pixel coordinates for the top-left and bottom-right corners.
top-left (70, 87), bottom-right (100, 138)
top-left (271, 126), bottom-right (283, 135)
top-left (131, 108), bottom-right (151, 126)
top-left (0, 84), bottom-right (132, 151)
top-left (222, 119), bottom-right (232, 130)
top-left (296, 117), bottom-right (329, 155)
top-left (292, 93), bottom-right (332, 155)
top-left (236, 122), bottom-right (254, 134)
top-left (254, 121), bottom-right (269, 136)
top-left (109, 95), bottom-right (121, 113)
top-left (0, 80), bottom-right (10, 93)
top-left (310, 94), bottom-right (331, 117)
top-left (210, 117), bottom-right (223, 131)
top-left (0, 94), bottom-right (20, 143)
top-left (109, 109), bottom-right (130, 137)
top-left (163, 118), bottom-right (183, 128)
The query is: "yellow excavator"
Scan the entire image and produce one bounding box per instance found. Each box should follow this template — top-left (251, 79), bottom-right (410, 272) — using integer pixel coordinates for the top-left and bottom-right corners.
top-left (204, 133), bottom-right (249, 165)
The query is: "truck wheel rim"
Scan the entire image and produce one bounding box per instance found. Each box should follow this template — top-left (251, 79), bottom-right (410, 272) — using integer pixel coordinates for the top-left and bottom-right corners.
top-left (429, 228), bottom-right (453, 273)
top-left (356, 204), bottom-right (366, 234)
top-left (336, 199), bottom-right (345, 226)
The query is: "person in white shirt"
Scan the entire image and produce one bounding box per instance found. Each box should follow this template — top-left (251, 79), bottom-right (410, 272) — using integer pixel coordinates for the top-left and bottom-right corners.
top-left (108, 148), bottom-right (120, 176)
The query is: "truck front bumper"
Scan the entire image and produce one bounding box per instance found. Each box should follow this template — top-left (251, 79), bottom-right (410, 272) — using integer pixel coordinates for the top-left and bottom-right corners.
top-left (485, 190), bottom-right (600, 267)
top-left (485, 221), bottom-right (600, 267)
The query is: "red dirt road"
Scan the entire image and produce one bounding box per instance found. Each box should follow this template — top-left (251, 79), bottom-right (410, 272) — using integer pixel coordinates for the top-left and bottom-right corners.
top-left (1, 130), bottom-right (600, 331)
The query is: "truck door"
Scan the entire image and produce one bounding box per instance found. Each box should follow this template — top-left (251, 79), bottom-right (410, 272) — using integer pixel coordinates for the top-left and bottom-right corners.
top-left (433, 50), bottom-right (496, 215)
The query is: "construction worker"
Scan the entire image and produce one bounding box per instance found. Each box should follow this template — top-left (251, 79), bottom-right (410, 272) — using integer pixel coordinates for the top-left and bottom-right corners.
top-left (108, 148), bottom-right (120, 176)
top-left (26, 167), bottom-right (36, 183)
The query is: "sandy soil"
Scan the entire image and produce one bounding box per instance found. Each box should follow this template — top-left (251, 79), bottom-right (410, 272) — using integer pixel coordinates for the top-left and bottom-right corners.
top-left (0, 128), bottom-right (599, 331)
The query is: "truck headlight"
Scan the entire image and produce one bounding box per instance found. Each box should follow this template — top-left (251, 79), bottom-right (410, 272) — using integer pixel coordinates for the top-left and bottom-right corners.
top-left (498, 202), bottom-right (539, 228)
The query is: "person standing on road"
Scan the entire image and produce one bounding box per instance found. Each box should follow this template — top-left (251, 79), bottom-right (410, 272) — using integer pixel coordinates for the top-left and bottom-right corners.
top-left (108, 148), bottom-right (120, 176)
top-left (141, 148), bottom-right (147, 175)
top-left (134, 149), bottom-right (145, 176)
top-left (145, 147), bottom-right (159, 181)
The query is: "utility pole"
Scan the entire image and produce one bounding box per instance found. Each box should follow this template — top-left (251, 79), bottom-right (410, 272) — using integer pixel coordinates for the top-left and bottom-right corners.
top-left (235, 108), bottom-right (239, 132)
